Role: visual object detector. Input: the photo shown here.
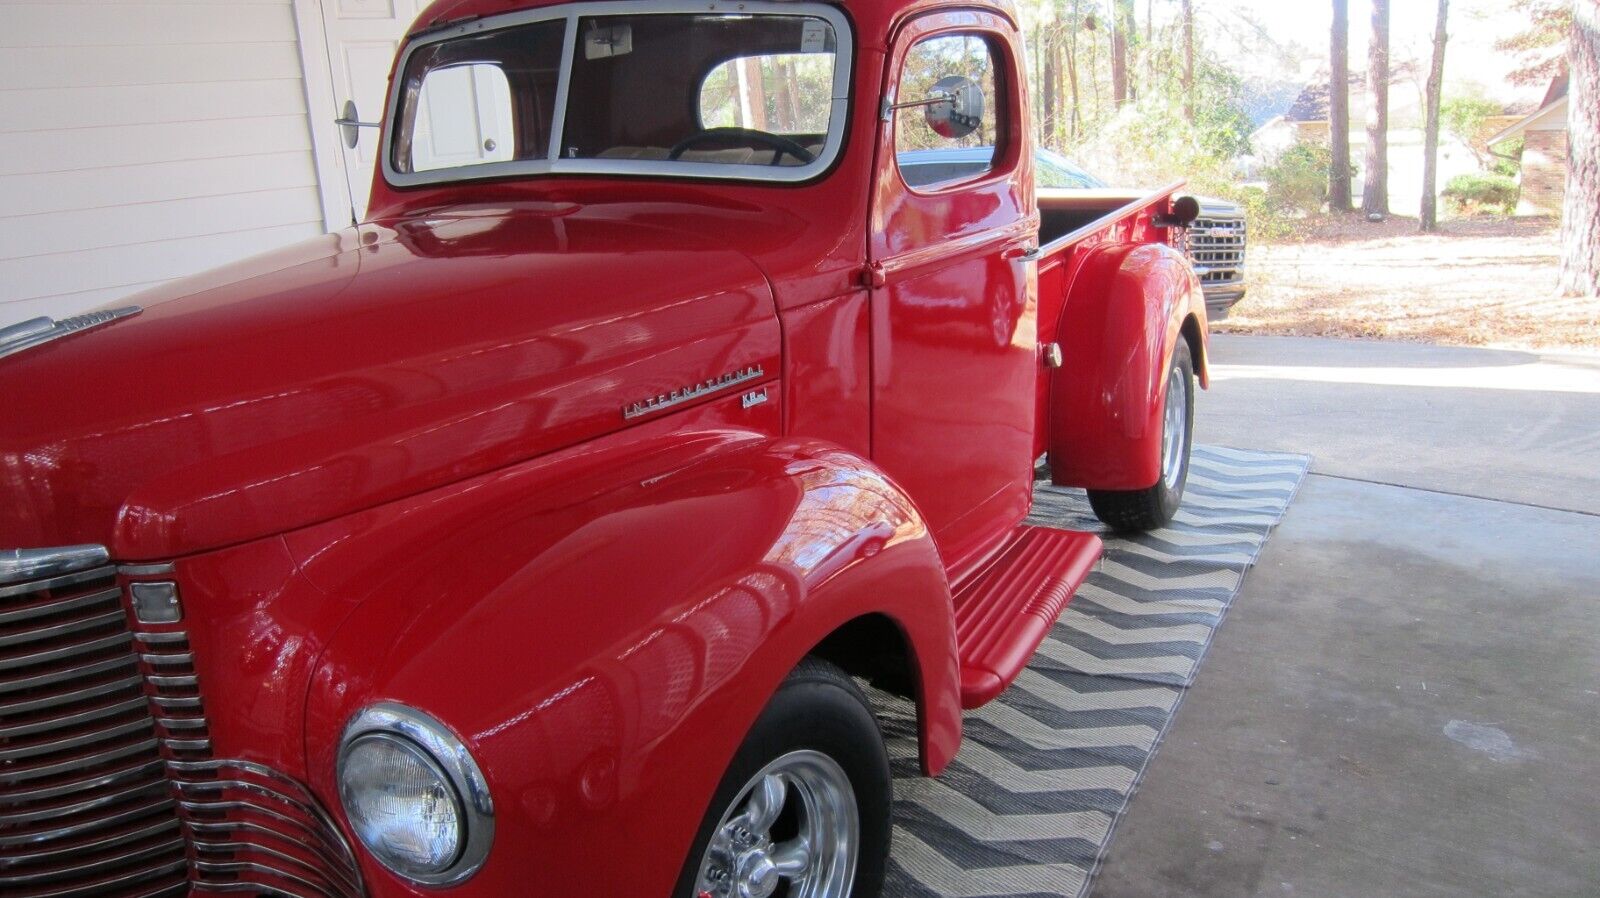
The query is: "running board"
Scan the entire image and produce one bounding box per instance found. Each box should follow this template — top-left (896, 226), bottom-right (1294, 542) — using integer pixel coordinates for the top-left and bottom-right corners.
top-left (952, 525), bottom-right (1103, 708)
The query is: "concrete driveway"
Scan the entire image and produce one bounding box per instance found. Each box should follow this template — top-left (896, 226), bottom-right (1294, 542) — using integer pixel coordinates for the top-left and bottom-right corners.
top-left (1090, 335), bottom-right (1600, 898)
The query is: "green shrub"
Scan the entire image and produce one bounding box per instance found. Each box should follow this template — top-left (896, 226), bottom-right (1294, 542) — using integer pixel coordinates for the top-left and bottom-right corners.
top-left (1262, 141), bottom-right (1332, 217)
top-left (1490, 137), bottom-right (1525, 178)
top-left (1442, 172), bottom-right (1519, 216)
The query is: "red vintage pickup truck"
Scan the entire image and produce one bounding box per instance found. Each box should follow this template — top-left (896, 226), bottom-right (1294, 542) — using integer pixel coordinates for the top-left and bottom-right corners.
top-left (0, 1), bottom-right (1209, 896)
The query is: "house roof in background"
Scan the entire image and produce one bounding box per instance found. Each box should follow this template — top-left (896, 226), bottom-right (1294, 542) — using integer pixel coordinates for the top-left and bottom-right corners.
top-left (1282, 62), bottom-right (1435, 123)
top-left (1541, 71), bottom-right (1570, 108)
top-left (1282, 60), bottom-right (1540, 125)
top-left (1485, 72), bottom-right (1571, 146)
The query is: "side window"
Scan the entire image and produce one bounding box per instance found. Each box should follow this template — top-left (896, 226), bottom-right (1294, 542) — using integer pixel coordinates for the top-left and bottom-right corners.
top-left (893, 34), bottom-right (1003, 190)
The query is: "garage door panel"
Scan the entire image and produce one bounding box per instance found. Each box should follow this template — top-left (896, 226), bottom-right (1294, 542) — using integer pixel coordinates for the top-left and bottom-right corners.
top-left (0, 80), bottom-right (309, 133)
top-left (0, 152), bottom-right (318, 218)
top-left (0, 42), bottom-right (304, 90)
top-left (0, 3), bottom-right (296, 49)
top-left (0, 116), bottom-right (312, 177)
top-left (0, 0), bottom-right (344, 326)
top-left (0, 188), bottom-right (324, 261)
top-left (0, 222), bottom-right (324, 304)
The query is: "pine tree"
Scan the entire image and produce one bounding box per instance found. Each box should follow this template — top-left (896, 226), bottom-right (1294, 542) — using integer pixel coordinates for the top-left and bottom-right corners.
top-left (1559, 1), bottom-right (1599, 296)
top-left (1330, 0), bottom-right (1352, 212)
top-left (1421, 0), bottom-right (1449, 232)
top-left (1362, 0), bottom-right (1391, 217)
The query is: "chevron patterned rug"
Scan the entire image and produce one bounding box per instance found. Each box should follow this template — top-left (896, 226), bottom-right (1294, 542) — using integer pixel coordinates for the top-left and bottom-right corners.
top-left (878, 445), bottom-right (1312, 898)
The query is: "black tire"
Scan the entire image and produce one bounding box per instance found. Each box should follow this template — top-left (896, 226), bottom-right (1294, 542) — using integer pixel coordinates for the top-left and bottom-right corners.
top-left (673, 657), bottom-right (892, 898)
top-left (1087, 339), bottom-right (1195, 531)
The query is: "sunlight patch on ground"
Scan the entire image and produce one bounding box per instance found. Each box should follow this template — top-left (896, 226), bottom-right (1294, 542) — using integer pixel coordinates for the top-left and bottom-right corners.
top-left (1211, 361), bottom-right (1600, 394)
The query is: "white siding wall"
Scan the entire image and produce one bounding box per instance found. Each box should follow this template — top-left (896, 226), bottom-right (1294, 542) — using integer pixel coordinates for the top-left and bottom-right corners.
top-left (0, 0), bottom-right (332, 327)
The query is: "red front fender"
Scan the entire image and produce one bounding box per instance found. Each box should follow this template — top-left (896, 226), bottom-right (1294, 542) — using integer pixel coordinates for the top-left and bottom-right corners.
top-left (1048, 241), bottom-right (1209, 491)
top-left (291, 427), bottom-right (961, 897)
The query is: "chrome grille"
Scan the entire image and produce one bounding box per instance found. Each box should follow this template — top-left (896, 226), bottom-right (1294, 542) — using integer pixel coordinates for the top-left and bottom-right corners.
top-left (0, 565), bottom-right (188, 898)
top-left (175, 760), bottom-right (364, 898)
top-left (4, 552), bottom-right (364, 898)
top-left (1186, 216), bottom-right (1246, 291)
top-left (137, 630), bottom-right (364, 898)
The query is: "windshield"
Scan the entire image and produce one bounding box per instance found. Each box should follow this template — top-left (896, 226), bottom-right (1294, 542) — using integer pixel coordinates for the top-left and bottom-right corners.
top-left (386, 2), bottom-right (850, 186)
top-left (1035, 149), bottom-right (1107, 189)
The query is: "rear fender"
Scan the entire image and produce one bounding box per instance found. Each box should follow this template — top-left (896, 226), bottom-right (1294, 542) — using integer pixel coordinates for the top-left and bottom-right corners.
top-left (1049, 241), bottom-right (1209, 490)
top-left (291, 428), bottom-right (960, 897)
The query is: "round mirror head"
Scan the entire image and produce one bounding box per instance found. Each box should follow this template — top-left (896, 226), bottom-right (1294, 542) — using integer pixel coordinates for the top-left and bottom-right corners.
top-left (1171, 195), bottom-right (1201, 226)
top-left (340, 100), bottom-right (362, 150)
top-left (924, 75), bottom-right (984, 140)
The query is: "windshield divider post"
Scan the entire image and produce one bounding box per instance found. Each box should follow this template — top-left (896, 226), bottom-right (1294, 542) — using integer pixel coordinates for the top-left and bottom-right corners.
top-left (547, 12), bottom-right (579, 163)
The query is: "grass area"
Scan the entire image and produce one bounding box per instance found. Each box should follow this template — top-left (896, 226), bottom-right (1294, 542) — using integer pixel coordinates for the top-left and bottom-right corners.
top-left (1216, 215), bottom-right (1600, 352)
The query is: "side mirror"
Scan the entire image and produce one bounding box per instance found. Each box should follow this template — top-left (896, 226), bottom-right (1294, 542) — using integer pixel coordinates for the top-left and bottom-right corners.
top-left (923, 75), bottom-right (985, 139)
top-left (335, 100), bottom-right (380, 150)
top-left (1155, 195), bottom-right (1202, 228)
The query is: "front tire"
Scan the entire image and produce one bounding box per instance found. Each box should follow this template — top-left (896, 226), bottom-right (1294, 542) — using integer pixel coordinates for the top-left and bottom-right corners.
top-left (675, 657), bottom-right (891, 898)
top-left (1088, 339), bottom-right (1195, 531)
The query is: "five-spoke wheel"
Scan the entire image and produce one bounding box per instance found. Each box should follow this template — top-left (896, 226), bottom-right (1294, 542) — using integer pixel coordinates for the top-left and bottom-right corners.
top-left (694, 751), bottom-right (857, 898)
top-left (677, 658), bottom-right (890, 898)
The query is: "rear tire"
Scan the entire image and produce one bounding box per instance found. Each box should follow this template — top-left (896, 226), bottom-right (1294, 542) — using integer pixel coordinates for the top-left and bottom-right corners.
top-left (1088, 340), bottom-right (1195, 531)
top-left (675, 657), bottom-right (891, 898)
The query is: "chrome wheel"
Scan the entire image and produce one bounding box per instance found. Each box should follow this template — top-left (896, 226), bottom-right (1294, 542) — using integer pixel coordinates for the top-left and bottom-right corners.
top-left (1160, 361), bottom-right (1189, 492)
top-left (694, 750), bottom-right (859, 898)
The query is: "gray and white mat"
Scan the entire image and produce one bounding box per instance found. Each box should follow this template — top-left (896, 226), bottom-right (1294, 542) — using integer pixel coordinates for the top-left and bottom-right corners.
top-left (879, 445), bottom-right (1312, 898)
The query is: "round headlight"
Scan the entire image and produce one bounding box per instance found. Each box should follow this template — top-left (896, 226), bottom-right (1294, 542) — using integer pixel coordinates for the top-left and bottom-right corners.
top-left (337, 703), bottom-right (494, 885)
top-left (340, 734), bottom-right (463, 875)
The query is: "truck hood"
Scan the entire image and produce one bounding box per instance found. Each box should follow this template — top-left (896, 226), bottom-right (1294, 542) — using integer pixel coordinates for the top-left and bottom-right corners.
top-left (0, 203), bottom-right (778, 559)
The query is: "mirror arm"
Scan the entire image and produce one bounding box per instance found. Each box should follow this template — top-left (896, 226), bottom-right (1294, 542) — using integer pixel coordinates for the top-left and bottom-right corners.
top-left (884, 95), bottom-right (950, 113)
top-left (336, 99), bottom-right (382, 150)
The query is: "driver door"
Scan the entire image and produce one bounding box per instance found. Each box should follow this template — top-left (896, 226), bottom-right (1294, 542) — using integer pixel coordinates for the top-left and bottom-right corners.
top-left (867, 13), bottom-right (1040, 567)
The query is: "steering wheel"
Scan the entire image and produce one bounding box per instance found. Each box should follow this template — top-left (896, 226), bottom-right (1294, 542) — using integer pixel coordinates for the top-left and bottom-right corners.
top-left (668, 128), bottom-right (816, 166)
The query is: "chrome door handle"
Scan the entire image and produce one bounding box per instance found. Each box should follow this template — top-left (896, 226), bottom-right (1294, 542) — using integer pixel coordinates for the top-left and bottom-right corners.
top-left (1005, 245), bottom-right (1041, 262)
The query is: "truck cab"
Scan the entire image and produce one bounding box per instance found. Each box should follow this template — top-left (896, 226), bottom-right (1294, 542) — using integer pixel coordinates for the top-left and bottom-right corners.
top-left (0, 2), bottom-right (1208, 896)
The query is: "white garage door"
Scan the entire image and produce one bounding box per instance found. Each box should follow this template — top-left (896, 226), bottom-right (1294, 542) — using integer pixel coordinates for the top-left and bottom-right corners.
top-left (0, 1), bottom-right (344, 328)
top-left (312, 0), bottom-right (423, 222)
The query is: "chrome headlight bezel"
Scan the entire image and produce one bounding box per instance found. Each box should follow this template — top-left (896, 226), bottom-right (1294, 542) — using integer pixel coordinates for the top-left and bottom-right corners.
top-left (336, 702), bottom-right (494, 885)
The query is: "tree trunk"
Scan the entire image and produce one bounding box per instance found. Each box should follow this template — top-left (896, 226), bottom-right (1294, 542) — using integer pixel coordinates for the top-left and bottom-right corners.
top-left (1067, 3), bottom-right (1082, 139)
top-left (1182, 0), bottom-right (1195, 123)
top-left (1111, 0), bottom-right (1130, 106)
top-left (1329, 0), bottom-right (1352, 211)
top-left (735, 58), bottom-right (768, 131)
top-left (1054, 27), bottom-right (1067, 144)
top-left (1041, 26), bottom-right (1057, 145)
top-left (1560, 1), bottom-right (1600, 297)
top-left (1090, 10), bottom-right (1102, 116)
top-left (1420, 0), bottom-right (1449, 232)
top-left (1120, 0), bottom-right (1137, 102)
top-left (1362, 0), bottom-right (1391, 217)
top-left (1145, 0), bottom-right (1154, 91)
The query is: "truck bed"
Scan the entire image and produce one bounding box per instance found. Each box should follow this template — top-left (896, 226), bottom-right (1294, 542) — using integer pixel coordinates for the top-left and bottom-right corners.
top-left (1037, 185), bottom-right (1179, 249)
top-left (1031, 182), bottom-right (1189, 461)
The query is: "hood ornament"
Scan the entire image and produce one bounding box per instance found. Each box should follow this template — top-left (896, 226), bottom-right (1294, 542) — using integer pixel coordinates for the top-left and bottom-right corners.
top-left (624, 365), bottom-right (765, 420)
top-left (0, 306), bottom-right (142, 362)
